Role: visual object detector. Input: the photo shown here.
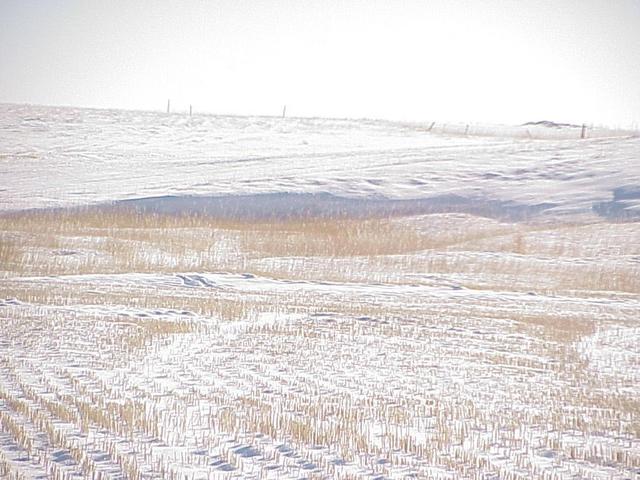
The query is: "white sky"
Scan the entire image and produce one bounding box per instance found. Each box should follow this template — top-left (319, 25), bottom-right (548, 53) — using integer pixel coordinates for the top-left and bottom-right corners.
top-left (1, 0), bottom-right (639, 126)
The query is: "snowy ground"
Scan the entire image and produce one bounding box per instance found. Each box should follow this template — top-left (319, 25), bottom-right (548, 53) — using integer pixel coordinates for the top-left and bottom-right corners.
top-left (1, 103), bottom-right (639, 218)
top-left (0, 104), bottom-right (639, 480)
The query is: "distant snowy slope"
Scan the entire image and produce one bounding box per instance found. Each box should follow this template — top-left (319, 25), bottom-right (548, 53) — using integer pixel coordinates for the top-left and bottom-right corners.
top-left (0, 104), bottom-right (638, 218)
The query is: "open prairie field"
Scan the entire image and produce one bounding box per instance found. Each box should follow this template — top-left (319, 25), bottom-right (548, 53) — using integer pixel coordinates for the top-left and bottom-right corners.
top-left (0, 104), bottom-right (639, 479)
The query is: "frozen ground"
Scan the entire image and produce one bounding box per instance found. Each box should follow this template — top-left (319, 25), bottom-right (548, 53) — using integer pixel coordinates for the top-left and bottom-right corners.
top-left (0, 104), bottom-right (639, 480)
top-left (0, 103), bottom-right (639, 218)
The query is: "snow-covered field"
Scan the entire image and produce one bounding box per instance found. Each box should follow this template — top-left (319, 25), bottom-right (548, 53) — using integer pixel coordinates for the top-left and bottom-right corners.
top-left (1, 103), bottom-right (639, 217)
top-left (0, 104), bottom-right (639, 479)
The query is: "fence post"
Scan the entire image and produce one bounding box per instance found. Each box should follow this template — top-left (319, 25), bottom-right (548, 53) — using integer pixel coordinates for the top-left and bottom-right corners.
top-left (167, 99), bottom-right (170, 114)
top-left (581, 124), bottom-right (586, 139)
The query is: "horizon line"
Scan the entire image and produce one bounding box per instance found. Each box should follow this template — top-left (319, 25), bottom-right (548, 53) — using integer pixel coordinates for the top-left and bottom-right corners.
top-left (0, 100), bottom-right (637, 132)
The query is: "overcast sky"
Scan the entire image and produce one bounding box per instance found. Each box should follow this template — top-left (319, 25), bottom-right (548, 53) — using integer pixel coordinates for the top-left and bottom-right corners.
top-left (1, 0), bottom-right (639, 126)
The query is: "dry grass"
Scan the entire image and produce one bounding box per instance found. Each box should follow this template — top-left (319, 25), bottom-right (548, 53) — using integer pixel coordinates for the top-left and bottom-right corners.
top-left (0, 209), bottom-right (639, 479)
top-left (1, 209), bottom-right (638, 295)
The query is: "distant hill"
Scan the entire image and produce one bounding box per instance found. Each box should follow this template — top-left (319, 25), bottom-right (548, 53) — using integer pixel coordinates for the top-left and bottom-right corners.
top-left (522, 120), bottom-right (582, 128)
